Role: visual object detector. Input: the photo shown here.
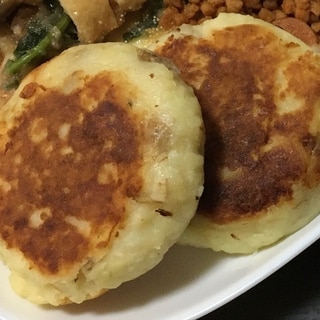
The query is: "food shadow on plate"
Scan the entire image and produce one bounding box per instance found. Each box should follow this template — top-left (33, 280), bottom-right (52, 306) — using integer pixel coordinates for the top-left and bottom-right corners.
top-left (202, 240), bottom-right (320, 320)
top-left (54, 244), bottom-right (225, 315)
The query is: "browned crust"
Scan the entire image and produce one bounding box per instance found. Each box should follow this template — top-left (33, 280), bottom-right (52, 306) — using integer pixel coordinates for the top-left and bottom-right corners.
top-left (155, 23), bottom-right (320, 223)
top-left (0, 71), bottom-right (144, 275)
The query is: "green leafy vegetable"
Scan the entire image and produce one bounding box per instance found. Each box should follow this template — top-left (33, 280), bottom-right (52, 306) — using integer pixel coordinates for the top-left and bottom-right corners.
top-left (4, 0), bottom-right (76, 87)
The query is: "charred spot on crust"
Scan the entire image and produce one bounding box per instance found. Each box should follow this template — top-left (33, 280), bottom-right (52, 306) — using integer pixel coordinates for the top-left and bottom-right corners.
top-left (0, 71), bottom-right (144, 275)
top-left (156, 24), bottom-right (320, 223)
top-left (230, 233), bottom-right (240, 240)
top-left (155, 208), bottom-right (173, 217)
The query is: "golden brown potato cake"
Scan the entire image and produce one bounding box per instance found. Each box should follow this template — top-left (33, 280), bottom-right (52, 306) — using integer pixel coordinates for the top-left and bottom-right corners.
top-left (135, 13), bottom-right (320, 253)
top-left (0, 42), bottom-right (204, 305)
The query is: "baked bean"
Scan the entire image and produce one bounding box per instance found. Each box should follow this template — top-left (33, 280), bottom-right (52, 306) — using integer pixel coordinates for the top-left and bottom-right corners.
top-left (159, 0), bottom-right (320, 43)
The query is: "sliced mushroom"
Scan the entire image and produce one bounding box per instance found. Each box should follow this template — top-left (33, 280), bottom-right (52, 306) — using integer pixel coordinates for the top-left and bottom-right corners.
top-left (114, 0), bottom-right (147, 12)
top-left (59, 0), bottom-right (147, 43)
top-left (0, 0), bottom-right (23, 18)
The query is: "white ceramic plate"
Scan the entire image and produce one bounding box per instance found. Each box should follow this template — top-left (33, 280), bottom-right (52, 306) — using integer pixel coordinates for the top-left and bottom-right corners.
top-left (1, 214), bottom-right (320, 320)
